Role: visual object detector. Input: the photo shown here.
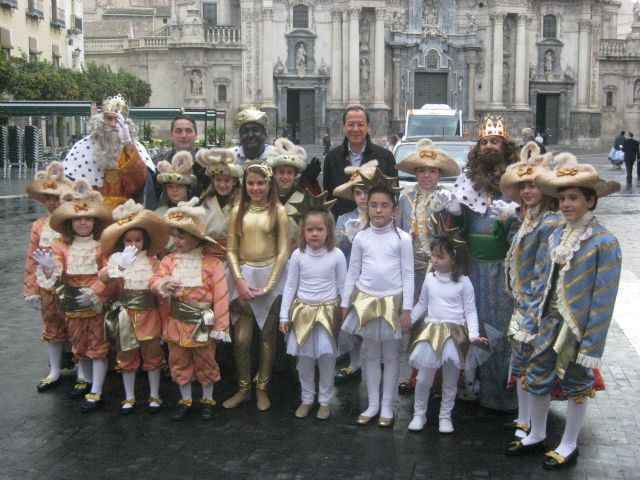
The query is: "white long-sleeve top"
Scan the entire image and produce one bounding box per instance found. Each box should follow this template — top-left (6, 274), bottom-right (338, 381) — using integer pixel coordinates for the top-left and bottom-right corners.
top-left (341, 222), bottom-right (414, 311)
top-left (280, 247), bottom-right (348, 321)
top-left (410, 271), bottom-right (480, 338)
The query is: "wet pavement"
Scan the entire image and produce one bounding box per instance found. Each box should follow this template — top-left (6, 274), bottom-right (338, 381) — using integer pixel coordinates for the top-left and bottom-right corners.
top-left (1, 151), bottom-right (639, 479)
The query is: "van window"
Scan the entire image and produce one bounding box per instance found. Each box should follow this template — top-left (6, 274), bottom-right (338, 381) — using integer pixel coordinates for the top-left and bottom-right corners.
top-left (406, 115), bottom-right (459, 137)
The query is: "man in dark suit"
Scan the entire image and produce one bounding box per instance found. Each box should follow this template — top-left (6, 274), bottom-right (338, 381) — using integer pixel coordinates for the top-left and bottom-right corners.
top-left (622, 132), bottom-right (639, 182)
top-left (323, 105), bottom-right (397, 217)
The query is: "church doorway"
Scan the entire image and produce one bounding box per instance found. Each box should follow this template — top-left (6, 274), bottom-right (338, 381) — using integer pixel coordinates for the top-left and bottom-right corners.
top-left (286, 89), bottom-right (316, 144)
top-left (535, 94), bottom-right (560, 143)
top-left (414, 72), bottom-right (448, 107)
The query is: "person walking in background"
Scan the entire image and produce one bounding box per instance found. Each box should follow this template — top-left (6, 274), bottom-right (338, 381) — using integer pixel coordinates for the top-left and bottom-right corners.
top-left (622, 132), bottom-right (639, 183)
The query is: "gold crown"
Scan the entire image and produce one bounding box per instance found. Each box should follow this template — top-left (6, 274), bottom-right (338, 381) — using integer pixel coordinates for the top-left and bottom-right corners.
top-left (477, 114), bottom-right (508, 139)
top-left (102, 94), bottom-right (129, 116)
top-left (289, 189), bottom-right (337, 218)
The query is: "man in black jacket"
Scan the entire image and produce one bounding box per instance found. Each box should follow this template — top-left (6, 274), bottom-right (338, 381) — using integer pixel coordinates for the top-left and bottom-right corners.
top-left (622, 132), bottom-right (639, 182)
top-left (323, 106), bottom-right (397, 217)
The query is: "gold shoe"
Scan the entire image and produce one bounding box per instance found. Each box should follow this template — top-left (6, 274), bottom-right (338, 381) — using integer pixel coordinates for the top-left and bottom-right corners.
top-left (256, 390), bottom-right (271, 411)
top-left (316, 405), bottom-right (331, 420)
top-left (378, 416), bottom-right (394, 428)
top-left (222, 391), bottom-right (251, 409)
top-left (356, 413), bottom-right (378, 425)
top-left (295, 403), bottom-right (313, 418)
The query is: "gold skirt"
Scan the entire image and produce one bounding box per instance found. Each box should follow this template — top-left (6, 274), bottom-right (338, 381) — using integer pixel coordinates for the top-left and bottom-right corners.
top-left (409, 321), bottom-right (469, 362)
top-left (290, 298), bottom-right (340, 349)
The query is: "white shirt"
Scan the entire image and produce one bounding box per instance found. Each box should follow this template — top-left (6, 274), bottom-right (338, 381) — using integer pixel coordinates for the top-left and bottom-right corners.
top-left (411, 271), bottom-right (480, 338)
top-left (341, 222), bottom-right (414, 310)
top-left (280, 247), bottom-right (348, 321)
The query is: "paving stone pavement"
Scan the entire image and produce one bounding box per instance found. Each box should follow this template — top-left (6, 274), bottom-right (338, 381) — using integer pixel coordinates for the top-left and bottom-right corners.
top-left (1, 159), bottom-right (639, 479)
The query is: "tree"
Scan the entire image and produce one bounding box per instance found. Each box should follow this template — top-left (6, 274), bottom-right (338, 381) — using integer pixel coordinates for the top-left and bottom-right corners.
top-left (0, 55), bottom-right (16, 96)
top-left (79, 63), bottom-right (151, 106)
top-left (11, 59), bottom-right (81, 100)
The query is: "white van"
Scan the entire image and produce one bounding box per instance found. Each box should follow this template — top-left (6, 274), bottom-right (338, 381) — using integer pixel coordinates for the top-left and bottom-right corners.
top-left (403, 104), bottom-right (464, 140)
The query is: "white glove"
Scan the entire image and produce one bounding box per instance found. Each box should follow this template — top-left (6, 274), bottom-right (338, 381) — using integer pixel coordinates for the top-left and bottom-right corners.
top-left (490, 200), bottom-right (518, 223)
top-left (118, 245), bottom-right (138, 270)
top-left (432, 189), bottom-right (452, 212)
top-left (33, 249), bottom-right (56, 274)
top-left (116, 112), bottom-right (132, 144)
top-left (75, 288), bottom-right (94, 308)
top-left (27, 296), bottom-right (42, 310)
top-left (344, 218), bottom-right (363, 241)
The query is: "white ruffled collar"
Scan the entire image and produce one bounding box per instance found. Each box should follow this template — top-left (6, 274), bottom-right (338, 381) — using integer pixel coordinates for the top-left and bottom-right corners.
top-left (174, 247), bottom-right (204, 287)
top-left (40, 216), bottom-right (60, 248)
top-left (67, 236), bottom-right (98, 275)
top-left (551, 212), bottom-right (595, 265)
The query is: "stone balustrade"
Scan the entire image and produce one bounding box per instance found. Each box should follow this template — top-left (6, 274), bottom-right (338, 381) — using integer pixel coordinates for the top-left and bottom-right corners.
top-left (600, 39), bottom-right (626, 56)
top-left (205, 26), bottom-right (241, 45)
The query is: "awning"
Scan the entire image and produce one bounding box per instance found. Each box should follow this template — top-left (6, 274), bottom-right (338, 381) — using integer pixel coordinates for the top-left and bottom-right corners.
top-left (128, 108), bottom-right (182, 120)
top-left (0, 101), bottom-right (94, 116)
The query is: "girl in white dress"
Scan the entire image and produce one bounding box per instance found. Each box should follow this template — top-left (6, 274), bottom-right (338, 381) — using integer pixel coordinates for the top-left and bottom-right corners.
top-left (408, 234), bottom-right (488, 433)
top-left (280, 193), bottom-right (347, 419)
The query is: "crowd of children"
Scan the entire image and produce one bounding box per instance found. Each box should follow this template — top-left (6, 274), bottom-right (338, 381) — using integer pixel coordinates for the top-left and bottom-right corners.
top-left (25, 135), bottom-right (622, 470)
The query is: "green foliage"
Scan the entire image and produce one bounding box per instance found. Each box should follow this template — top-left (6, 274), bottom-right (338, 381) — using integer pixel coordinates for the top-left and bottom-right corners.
top-left (0, 55), bottom-right (17, 95)
top-left (142, 121), bottom-right (154, 141)
top-left (206, 126), bottom-right (226, 145)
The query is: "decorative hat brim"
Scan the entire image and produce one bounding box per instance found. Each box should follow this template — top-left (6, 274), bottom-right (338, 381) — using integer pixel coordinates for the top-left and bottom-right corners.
top-left (396, 152), bottom-right (461, 177)
top-left (267, 156), bottom-right (307, 173)
top-left (49, 200), bottom-right (113, 234)
top-left (333, 178), bottom-right (367, 201)
top-left (205, 164), bottom-right (244, 178)
top-left (100, 210), bottom-right (169, 256)
top-left (157, 173), bottom-right (198, 186)
top-left (499, 164), bottom-right (552, 203)
top-left (534, 170), bottom-right (621, 199)
top-left (27, 179), bottom-right (72, 204)
top-left (164, 216), bottom-right (224, 251)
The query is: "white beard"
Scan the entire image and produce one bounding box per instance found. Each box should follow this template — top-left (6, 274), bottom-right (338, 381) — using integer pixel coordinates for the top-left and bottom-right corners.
top-left (91, 128), bottom-right (122, 170)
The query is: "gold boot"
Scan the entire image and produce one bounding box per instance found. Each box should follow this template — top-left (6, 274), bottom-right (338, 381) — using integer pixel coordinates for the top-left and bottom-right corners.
top-left (256, 389), bottom-right (271, 411)
top-left (222, 390), bottom-right (251, 409)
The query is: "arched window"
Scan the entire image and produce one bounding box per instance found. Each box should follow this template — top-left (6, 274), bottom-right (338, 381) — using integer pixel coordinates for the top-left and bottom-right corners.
top-left (218, 85), bottom-right (227, 102)
top-left (293, 5), bottom-right (309, 29)
top-left (426, 49), bottom-right (439, 69)
top-left (543, 15), bottom-right (557, 39)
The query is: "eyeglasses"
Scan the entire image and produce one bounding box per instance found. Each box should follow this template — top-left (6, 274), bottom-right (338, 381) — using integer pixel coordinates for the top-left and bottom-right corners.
top-left (345, 122), bottom-right (367, 129)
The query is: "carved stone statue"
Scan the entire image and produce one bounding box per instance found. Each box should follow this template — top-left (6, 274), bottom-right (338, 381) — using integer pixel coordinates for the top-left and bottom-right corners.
top-left (318, 58), bottom-right (330, 76)
top-left (190, 69), bottom-right (202, 95)
top-left (360, 57), bottom-right (370, 85)
top-left (392, 12), bottom-right (406, 31)
top-left (465, 12), bottom-right (478, 33)
top-left (274, 57), bottom-right (284, 75)
top-left (544, 50), bottom-right (554, 76)
top-left (296, 43), bottom-right (307, 78)
top-left (564, 65), bottom-right (575, 81)
top-left (360, 18), bottom-right (371, 47)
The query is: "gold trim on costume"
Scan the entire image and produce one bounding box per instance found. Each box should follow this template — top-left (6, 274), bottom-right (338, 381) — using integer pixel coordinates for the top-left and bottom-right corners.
top-left (290, 298), bottom-right (340, 348)
top-left (409, 321), bottom-right (469, 361)
top-left (350, 288), bottom-right (402, 332)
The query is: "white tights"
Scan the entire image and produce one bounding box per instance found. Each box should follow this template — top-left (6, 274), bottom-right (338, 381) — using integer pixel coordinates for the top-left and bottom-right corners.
top-left (413, 361), bottom-right (459, 420)
top-left (45, 342), bottom-right (64, 381)
top-left (298, 354), bottom-right (336, 405)
top-left (362, 338), bottom-right (400, 419)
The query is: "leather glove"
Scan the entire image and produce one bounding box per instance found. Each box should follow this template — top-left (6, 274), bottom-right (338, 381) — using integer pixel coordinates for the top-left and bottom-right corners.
top-left (490, 200), bottom-right (518, 223)
top-left (116, 112), bottom-right (132, 145)
top-left (27, 296), bottom-right (42, 310)
top-left (118, 245), bottom-right (138, 270)
top-left (75, 288), bottom-right (95, 308)
top-left (301, 157), bottom-right (322, 183)
top-left (33, 249), bottom-right (56, 274)
top-left (344, 218), bottom-right (363, 241)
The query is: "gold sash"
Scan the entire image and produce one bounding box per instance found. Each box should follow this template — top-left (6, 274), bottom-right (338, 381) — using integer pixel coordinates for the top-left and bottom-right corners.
top-left (56, 283), bottom-right (95, 319)
top-left (104, 290), bottom-right (157, 352)
top-left (409, 321), bottom-right (469, 361)
top-left (350, 288), bottom-right (402, 332)
top-left (171, 299), bottom-right (215, 343)
top-left (290, 298), bottom-right (339, 349)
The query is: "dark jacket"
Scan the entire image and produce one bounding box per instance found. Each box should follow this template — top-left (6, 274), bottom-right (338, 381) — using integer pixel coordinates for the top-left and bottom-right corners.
top-left (622, 137), bottom-right (639, 162)
top-left (152, 146), bottom-right (207, 200)
top-left (613, 134), bottom-right (626, 150)
top-left (323, 134), bottom-right (396, 217)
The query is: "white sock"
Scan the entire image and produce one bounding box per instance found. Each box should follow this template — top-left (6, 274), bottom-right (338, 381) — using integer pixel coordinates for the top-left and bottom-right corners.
top-left (298, 356), bottom-right (316, 404)
top-left (318, 354), bottom-right (336, 405)
top-left (349, 339), bottom-right (362, 371)
top-left (148, 368), bottom-right (161, 401)
top-left (179, 383), bottom-right (192, 401)
top-left (522, 393), bottom-right (550, 445)
top-left (361, 339), bottom-right (381, 417)
top-left (202, 384), bottom-right (214, 400)
top-left (380, 339), bottom-right (400, 419)
top-left (78, 359), bottom-right (93, 383)
top-left (555, 398), bottom-right (588, 457)
top-left (89, 359), bottom-right (108, 396)
top-left (46, 342), bottom-right (64, 381)
top-left (515, 381), bottom-right (531, 438)
top-left (439, 361), bottom-right (459, 420)
top-left (414, 367), bottom-right (437, 417)
top-left (122, 371), bottom-right (136, 404)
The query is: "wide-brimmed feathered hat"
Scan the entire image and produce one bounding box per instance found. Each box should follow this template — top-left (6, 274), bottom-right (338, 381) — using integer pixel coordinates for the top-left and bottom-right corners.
top-left (396, 138), bottom-right (460, 177)
top-left (26, 161), bottom-right (73, 203)
top-left (499, 142), bottom-right (553, 202)
top-left (332, 160), bottom-right (379, 201)
top-left (100, 200), bottom-right (169, 256)
top-left (195, 148), bottom-right (243, 178)
top-left (156, 151), bottom-right (198, 186)
top-left (163, 197), bottom-right (224, 252)
top-left (266, 138), bottom-right (307, 173)
top-left (234, 107), bottom-right (268, 128)
top-left (49, 179), bottom-right (113, 233)
top-left (534, 153), bottom-right (620, 199)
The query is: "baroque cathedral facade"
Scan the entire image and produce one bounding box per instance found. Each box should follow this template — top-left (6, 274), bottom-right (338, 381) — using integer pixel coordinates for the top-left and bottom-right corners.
top-left (84, 0), bottom-right (639, 145)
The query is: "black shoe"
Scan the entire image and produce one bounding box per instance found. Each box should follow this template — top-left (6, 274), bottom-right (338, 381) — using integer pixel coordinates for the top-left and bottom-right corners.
top-left (201, 399), bottom-right (216, 421)
top-left (398, 381), bottom-right (416, 395)
top-left (37, 377), bottom-right (61, 393)
top-left (80, 394), bottom-right (104, 413)
top-left (334, 367), bottom-right (362, 385)
top-left (70, 381), bottom-right (91, 399)
top-left (505, 439), bottom-right (547, 456)
top-left (543, 449), bottom-right (579, 469)
top-left (120, 399), bottom-right (136, 416)
top-left (171, 400), bottom-right (192, 421)
top-left (147, 397), bottom-right (163, 414)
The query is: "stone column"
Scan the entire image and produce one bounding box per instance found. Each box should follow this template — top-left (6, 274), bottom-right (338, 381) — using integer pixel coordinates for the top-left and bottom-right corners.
top-left (262, 8), bottom-right (275, 108)
top-left (330, 9), bottom-right (342, 105)
top-left (392, 56), bottom-right (401, 121)
top-left (577, 19), bottom-right (591, 109)
top-left (342, 11), bottom-right (349, 103)
top-left (373, 8), bottom-right (386, 107)
top-left (467, 60), bottom-right (477, 121)
top-left (348, 7), bottom-right (361, 103)
top-left (240, 5), bottom-right (256, 107)
top-left (514, 14), bottom-right (529, 109)
top-left (490, 13), bottom-right (506, 108)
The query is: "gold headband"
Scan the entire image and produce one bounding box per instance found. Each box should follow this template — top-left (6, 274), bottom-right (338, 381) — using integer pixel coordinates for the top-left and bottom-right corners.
top-left (246, 163), bottom-right (273, 182)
